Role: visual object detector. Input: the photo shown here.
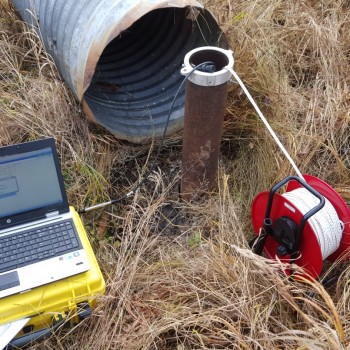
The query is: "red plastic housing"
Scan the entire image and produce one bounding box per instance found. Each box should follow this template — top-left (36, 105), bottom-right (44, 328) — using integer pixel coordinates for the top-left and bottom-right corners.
top-left (251, 174), bottom-right (350, 278)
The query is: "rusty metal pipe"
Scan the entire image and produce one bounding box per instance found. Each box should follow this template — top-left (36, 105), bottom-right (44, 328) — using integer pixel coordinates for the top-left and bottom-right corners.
top-left (11, 0), bottom-right (226, 143)
top-left (180, 47), bottom-right (234, 201)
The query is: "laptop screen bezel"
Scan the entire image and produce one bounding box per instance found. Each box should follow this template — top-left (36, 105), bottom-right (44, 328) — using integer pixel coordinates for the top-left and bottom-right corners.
top-left (0, 138), bottom-right (69, 229)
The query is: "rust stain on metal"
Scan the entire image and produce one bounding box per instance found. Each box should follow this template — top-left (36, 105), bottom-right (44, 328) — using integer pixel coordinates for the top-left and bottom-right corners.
top-left (81, 98), bottom-right (97, 123)
top-left (82, 46), bottom-right (103, 97)
top-left (181, 80), bottom-right (228, 201)
top-left (93, 82), bottom-right (120, 92)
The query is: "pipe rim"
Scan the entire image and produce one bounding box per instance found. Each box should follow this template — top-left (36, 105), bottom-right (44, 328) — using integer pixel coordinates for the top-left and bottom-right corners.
top-left (181, 46), bottom-right (234, 86)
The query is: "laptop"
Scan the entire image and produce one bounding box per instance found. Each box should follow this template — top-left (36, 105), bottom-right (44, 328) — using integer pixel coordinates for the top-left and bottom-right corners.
top-left (0, 138), bottom-right (90, 299)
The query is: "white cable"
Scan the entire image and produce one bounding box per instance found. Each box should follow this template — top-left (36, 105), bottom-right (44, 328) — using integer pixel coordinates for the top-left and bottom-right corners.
top-left (282, 188), bottom-right (343, 259)
top-left (224, 66), bottom-right (304, 180)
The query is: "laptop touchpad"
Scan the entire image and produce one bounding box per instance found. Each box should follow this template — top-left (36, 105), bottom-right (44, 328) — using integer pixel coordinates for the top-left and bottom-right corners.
top-left (0, 271), bottom-right (20, 291)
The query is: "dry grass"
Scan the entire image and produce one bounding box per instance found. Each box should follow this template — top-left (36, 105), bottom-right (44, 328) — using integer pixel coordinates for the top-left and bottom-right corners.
top-left (1, 0), bottom-right (350, 349)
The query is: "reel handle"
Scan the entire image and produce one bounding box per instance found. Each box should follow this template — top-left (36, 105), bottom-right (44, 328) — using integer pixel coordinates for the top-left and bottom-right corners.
top-left (265, 176), bottom-right (325, 220)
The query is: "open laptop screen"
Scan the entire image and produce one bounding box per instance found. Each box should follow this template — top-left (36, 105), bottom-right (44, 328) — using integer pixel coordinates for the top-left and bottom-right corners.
top-left (0, 138), bottom-right (69, 228)
top-left (0, 147), bottom-right (63, 217)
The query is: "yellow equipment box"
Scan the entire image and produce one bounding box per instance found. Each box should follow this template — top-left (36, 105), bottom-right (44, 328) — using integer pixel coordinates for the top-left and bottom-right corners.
top-left (0, 207), bottom-right (105, 347)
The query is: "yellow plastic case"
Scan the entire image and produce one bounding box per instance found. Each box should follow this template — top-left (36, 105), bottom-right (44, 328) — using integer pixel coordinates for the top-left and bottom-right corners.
top-left (0, 207), bottom-right (105, 345)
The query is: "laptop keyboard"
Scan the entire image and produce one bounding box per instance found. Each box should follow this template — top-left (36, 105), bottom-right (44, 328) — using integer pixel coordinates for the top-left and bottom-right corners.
top-left (0, 220), bottom-right (81, 273)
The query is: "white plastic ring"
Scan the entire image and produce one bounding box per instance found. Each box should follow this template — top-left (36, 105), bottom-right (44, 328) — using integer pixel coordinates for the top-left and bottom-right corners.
top-left (181, 46), bottom-right (234, 86)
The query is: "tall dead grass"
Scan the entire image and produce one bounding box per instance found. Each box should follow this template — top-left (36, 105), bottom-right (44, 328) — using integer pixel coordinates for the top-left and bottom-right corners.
top-left (1, 0), bottom-right (350, 349)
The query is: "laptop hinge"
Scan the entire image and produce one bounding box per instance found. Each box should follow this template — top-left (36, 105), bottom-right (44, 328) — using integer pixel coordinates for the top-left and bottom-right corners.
top-left (46, 211), bottom-right (59, 218)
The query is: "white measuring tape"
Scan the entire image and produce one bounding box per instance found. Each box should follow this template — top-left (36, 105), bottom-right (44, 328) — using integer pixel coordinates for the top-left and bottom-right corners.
top-left (282, 188), bottom-right (343, 259)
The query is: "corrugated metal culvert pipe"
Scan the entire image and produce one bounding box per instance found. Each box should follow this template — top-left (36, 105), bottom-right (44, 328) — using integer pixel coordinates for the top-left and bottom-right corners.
top-left (12, 0), bottom-right (227, 143)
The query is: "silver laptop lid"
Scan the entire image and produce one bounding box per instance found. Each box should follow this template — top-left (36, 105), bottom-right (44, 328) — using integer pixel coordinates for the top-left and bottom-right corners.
top-left (0, 138), bottom-right (69, 229)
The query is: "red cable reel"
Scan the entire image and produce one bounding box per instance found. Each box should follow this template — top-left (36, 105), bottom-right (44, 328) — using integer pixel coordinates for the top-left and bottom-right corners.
top-left (251, 174), bottom-right (350, 279)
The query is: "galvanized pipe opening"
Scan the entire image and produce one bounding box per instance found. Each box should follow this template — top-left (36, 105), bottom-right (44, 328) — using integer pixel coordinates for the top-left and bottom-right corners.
top-left (12, 1), bottom-right (227, 143)
top-left (180, 47), bottom-right (233, 201)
